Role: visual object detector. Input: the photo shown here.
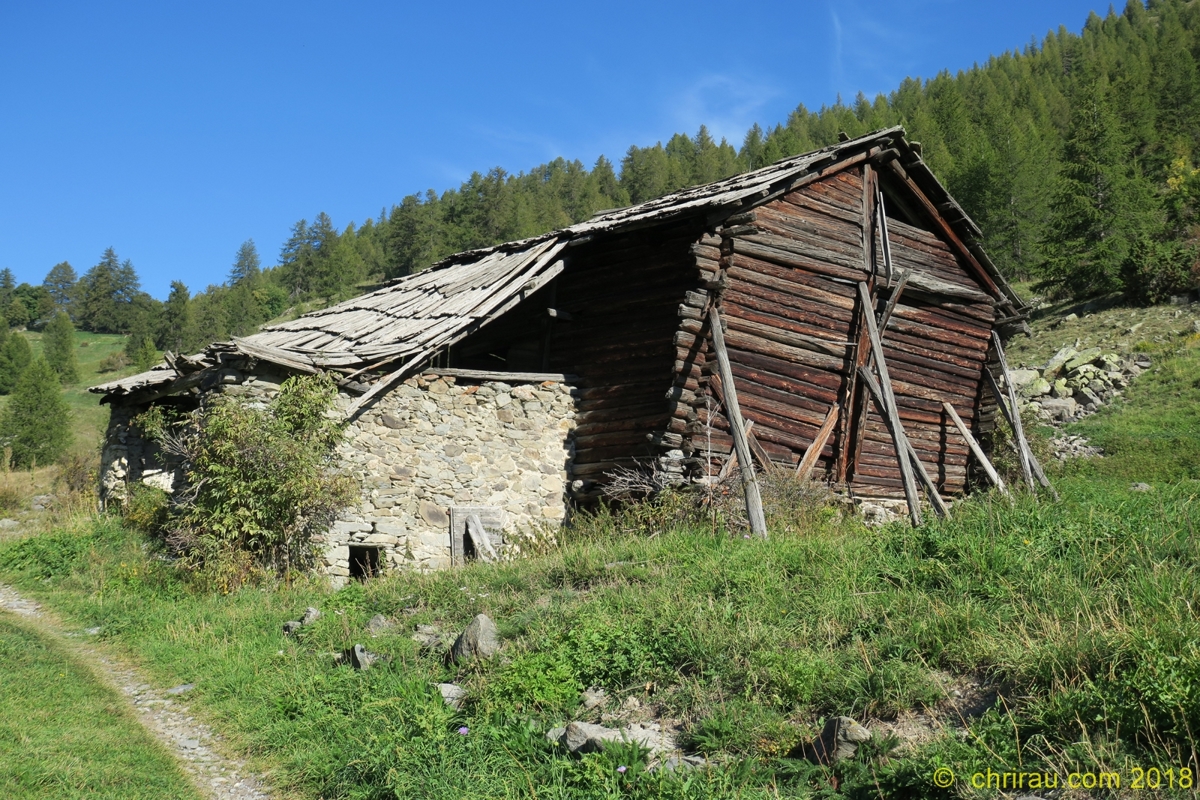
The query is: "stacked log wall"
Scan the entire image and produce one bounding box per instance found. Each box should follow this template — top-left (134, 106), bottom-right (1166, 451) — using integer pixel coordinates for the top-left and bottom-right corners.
top-left (547, 221), bottom-right (703, 481)
top-left (683, 165), bottom-right (999, 497)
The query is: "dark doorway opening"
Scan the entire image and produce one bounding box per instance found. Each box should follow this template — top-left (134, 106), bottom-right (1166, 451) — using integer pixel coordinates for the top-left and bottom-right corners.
top-left (349, 545), bottom-right (382, 580)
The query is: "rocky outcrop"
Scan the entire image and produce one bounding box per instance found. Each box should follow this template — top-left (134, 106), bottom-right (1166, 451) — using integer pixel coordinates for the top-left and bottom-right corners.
top-left (1007, 345), bottom-right (1151, 425)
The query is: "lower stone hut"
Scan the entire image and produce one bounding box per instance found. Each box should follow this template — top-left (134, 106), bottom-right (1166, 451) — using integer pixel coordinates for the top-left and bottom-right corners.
top-left (93, 127), bottom-right (1029, 581)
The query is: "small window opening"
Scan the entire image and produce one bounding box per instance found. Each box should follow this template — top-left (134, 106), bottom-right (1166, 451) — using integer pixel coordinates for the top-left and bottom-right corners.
top-left (349, 545), bottom-right (382, 580)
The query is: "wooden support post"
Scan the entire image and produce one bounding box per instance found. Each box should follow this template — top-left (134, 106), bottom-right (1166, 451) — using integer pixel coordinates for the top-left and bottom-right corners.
top-left (857, 282), bottom-right (923, 526)
top-left (795, 403), bottom-right (840, 482)
top-left (877, 270), bottom-right (910, 332)
top-left (345, 354), bottom-right (426, 419)
top-left (708, 306), bottom-right (768, 538)
top-left (876, 187), bottom-right (895, 287)
top-left (989, 332), bottom-right (1036, 492)
top-left (984, 370), bottom-right (1058, 500)
top-left (716, 421), bottom-right (753, 481)
top-left (858, 368), bottom-right (949, 519)
top-left (942, 401), bottom-right (1009, 497)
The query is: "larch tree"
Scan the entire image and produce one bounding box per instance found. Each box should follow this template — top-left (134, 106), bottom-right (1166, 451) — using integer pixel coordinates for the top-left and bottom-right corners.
top-left (0, 358), bottom-right (72, 468)
top-left (42, 311), bottom-right (79, 384)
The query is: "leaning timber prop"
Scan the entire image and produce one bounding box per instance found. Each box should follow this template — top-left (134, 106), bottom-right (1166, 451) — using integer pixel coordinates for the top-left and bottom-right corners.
top-left (857, 367), bottom-right (951, 519)
top-left (708, 305), bottom-right (769, 538)
top-left (795, 403), bottom-right (840, 482)
top-left (983, 361), bottom-right (1059, 501)
top-left (857, 282), bottom-right (925, 526)
top-left (989, 331), bottom-right (1036, 492)
top-left (942, 401), bottom-right (1009, 497)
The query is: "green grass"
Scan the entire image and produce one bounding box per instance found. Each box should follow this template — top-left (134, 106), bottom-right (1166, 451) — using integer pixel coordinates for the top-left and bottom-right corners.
top-left (0, 321), bottom-right (1198, 798)
top-left (17, 329), bottom-right (148, 452)
top-left (0, 614), bottom-right (201, 799)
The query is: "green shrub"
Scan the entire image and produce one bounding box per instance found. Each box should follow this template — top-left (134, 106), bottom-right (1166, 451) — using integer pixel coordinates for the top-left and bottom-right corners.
top-left (0, 358), bottom-right (72, 468)
top-left (122, 484), bottom-right (169, 532)
top-left (138, 373), bottom-right (354, 588)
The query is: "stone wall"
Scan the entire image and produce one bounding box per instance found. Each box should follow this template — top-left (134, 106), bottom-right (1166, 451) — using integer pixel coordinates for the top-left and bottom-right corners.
top-left (98, 370), bottom-right (579, 586)
top-left (320, 373), bottom-right (577, 584)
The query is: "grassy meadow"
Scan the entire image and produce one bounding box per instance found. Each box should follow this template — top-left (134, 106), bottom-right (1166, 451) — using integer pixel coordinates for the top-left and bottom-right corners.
top-left (0, 614), bottom-right (201, 799)
top-left (0, 314), bottom-right (1198, 798)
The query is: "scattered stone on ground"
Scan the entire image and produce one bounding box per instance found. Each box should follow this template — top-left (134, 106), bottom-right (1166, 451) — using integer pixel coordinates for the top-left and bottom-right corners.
top-left (450, 614), bottom-right (500, 664)
top-left (437, 683), bottom-right (465, 709)
top-left (366, 614), bottom-right (394, 635)
top-left (547, 720), bottom-right (675, 756)
top-left (581, 687), bottom-right (607, 710)
top-left (30, 494), bottom-right (55, 511)
top-left (0, 518), bottom-right (19, 529)
top-left (1131, 482), bottom-right (1153, 492)
top-left (345, 644), bottom-right (382, 670)
top-left (166, 683), bottom-right (197, 696)
top-left (0, 583), bottom-right (272, 800)
top-left (85, 626), bottom-right (102, 636)
top-left (1050, 433), bottom-right (1104, 461)
top-left (788, 716), bottom-right (872, 765)
top-left (411, 624), bottom-right (454, 653)
top-left (282, 607), bottom-right (321, 636)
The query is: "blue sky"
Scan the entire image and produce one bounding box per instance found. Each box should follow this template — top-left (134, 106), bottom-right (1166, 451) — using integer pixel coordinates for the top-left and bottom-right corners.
top-left (1, 1), bottom-right (1108, 299)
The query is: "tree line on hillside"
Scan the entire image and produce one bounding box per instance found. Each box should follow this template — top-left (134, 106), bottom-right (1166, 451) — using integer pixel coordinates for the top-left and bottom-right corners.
top-left (7, 0), bottom-right (1200, 376)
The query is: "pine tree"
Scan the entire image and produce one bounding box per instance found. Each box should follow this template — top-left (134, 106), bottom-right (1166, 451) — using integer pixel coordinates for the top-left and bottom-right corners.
top-left (157, 281), bottom-right (192, 353)
top-left (0, 358), bottom-right (72, 468)
top-left (229, 240), bottom-right (262, 286)
top-left (42, 311), bottom-right (79, 385)
top-left (43, 262), bottom-right (78, 315)
top-left (1040, 76), bottom-right (1158, 296)
top-left (0, 333), bottom-right (31, 394)
top-left (134, 336), bottom-right (158, 371)
top-left (5, 298), bottom-right (28, 329)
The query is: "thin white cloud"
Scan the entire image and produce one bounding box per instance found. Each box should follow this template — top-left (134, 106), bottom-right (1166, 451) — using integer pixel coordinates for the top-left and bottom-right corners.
top-left (667, 74), bottom-right (781, 145)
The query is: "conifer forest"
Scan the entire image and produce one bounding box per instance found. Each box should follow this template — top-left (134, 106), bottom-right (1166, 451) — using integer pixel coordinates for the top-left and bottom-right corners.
top-left (7, 0), bottom-right (1200, 358)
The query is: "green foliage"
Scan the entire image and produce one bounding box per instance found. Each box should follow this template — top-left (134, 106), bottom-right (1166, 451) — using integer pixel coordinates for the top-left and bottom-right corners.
top-left (42, 261), bottom-right (77, 315)
top-left (42, 311), bottom-right (79, 384)
top-left (139, 373), bottom-right (354, 586)
top-left (122, 484), bottom-right (170, 532)
top-left (0, 330), bottom-right (30, 394)
top-left (0, 358), bottom-right (72, 468)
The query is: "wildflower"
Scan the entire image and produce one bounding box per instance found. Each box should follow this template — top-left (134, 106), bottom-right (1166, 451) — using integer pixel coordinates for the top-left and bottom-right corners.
top-left (617, 766), bottom-right (627, 774)
top-left (458, 726), bottom-right (469, 735)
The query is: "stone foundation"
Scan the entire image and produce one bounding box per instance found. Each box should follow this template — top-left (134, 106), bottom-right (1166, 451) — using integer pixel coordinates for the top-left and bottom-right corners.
top-left (98, 370), bottom-right (578, 585)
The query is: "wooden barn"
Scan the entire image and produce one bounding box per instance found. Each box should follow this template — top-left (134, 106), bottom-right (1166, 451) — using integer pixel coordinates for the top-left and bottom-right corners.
top-left (94, 127), bottom-right (1029, 574)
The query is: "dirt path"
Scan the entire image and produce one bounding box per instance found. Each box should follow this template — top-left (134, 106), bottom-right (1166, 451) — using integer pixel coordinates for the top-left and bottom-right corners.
top-left (0, 583), bottom-right (273, 800)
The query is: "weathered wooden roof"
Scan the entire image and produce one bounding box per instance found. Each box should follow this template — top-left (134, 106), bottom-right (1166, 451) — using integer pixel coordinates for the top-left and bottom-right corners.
top-left (92, 126), bottom-right (1023, 401)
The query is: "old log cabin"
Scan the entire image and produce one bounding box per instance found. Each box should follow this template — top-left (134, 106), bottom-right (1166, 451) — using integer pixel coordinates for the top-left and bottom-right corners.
top-left (93, 127), bottom-right (1027, 578)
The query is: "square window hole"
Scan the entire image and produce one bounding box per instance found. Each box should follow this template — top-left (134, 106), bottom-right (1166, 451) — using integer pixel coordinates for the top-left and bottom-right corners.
top-left (349, 545), bottom-right (382, 580)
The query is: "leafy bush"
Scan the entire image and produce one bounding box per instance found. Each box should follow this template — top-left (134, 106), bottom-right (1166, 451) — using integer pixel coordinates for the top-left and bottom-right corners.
top-left (138, 373), bottom-right (354, 588)
top-left (97, 352), bottom-right (129, 373)
top-left (122, 484), bottom-right (169, 532)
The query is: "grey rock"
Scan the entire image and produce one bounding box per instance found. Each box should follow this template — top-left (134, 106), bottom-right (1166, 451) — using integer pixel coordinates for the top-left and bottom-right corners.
top-left (652, 755), bottom-right (709, 774)
top-left (1007, 368), bottom-right (1040, 389)
top-left (166, 683), bottom-right (196, 695)
top-left (282, 620), bottom-right (303, 636)
top-left (1074, 387), bottom-right (1101, 407)
top-left (380, 413), bottom-right (404, 429)
top-left (1064, 347), bottom-right (1102, 373)
top-left (300, 607), bottom-right (321, 626)
top-left (582, 687), bottom-right (607, 710)
top-left (84, 626), bottom-right (102, 636)
top-left (1025, 377), bottom-right (1052, 397)
top-left (180, 738), bottom-right (201, 750)
top-left (1192, 319), bottom-right (1200, 334)
top-left (1038, 397), bottom-right (1078, 422)
top-left (412, 624), bottom-right (452, 653)
top-left (1042, 345), bottom-right (1077, 378)
top-left (562, 721), bottom-right (624, 754)
top-left (348, 643), bottom-right (377, 670)
top-left (0, 518), bottom-right (18, 529)
top-left (1131, 482), bottom-right (1153, 492)
top-left (450, 614), bottom-right (500, 663)
top-left (790, 716), bottom-right (872, 765)
top-left (437, 682), bottom-right (466, 709)
top-left (367, 614), bottom-right (393, 635)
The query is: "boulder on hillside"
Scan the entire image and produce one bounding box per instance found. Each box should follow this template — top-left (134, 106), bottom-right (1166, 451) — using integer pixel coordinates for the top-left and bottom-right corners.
top-left (450, 614), bottom-right (500, 663)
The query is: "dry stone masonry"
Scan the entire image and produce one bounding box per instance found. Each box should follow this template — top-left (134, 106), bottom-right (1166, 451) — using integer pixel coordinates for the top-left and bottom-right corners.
top-left (99, 369), bottom-right (578, 585)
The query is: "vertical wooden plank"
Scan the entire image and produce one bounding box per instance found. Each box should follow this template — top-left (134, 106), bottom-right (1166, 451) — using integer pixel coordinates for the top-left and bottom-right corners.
top-left (943, 401), bottom-right (1008, 496)
top-left (837, 165), bottom-right (877, 482)
top-left (708, 306), bottom-right (769, 538)
top-left (857, 281), bottom-right (923, 526)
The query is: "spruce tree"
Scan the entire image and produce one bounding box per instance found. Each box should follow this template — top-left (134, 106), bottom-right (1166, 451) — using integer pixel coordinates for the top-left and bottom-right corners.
top-left (0, 358), bottom-right (72, 469)
top-left (43, 262), bottom-right (77, 314)
top-left (42, 311), bottom-right (79, 384)
top-left (0, 333), bottom-right (31, 394)
top-left (5, 298), bottom-right (28, 329)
